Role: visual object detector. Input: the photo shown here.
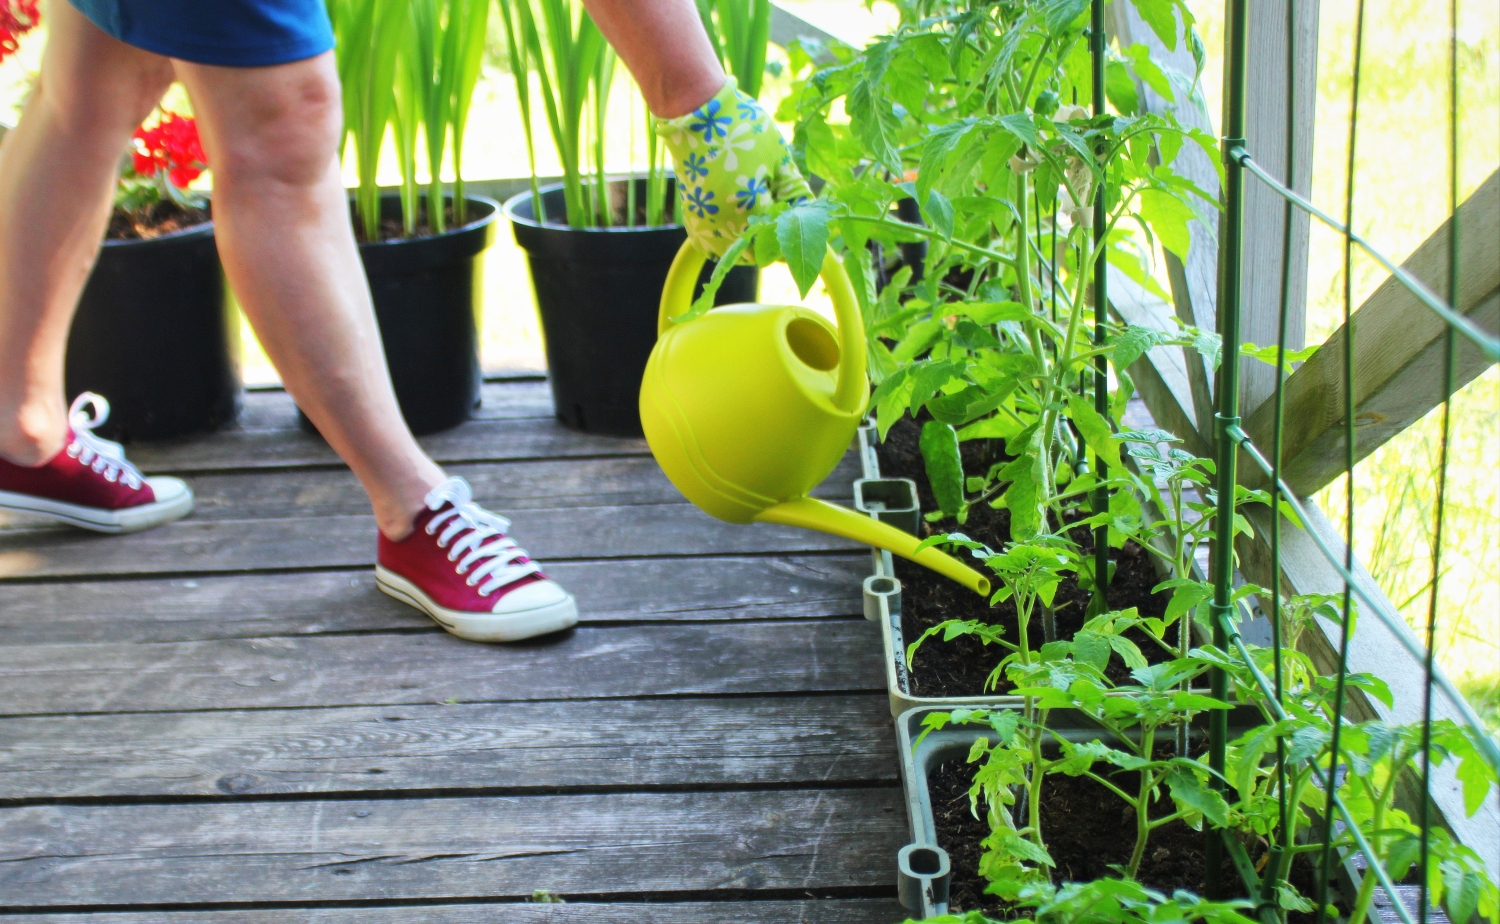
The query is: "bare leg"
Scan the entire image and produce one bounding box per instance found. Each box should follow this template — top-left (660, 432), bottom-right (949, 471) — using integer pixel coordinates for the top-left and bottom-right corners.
top-left (0, 3), bottom-right (174, 465)
top-left (171, 54), bottom-right (443, 539)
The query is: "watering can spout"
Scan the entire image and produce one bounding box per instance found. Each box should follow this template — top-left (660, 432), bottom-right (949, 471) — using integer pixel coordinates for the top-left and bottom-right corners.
top-left (755, 497), bottom-right (991, 597)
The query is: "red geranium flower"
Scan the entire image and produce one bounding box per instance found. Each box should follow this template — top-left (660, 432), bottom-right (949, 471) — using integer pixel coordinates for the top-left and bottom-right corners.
top-left (132, 113), bottom-right (208, 188)
top-left (0, 0), bottom-right (41, 64)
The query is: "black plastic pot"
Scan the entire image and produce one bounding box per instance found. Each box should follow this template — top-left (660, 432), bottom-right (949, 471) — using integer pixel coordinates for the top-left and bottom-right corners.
top-left (297, 194), bottom-right (498, 436)
top-left (506, 178), bottom-right (759, 438)
top-left (65, 220), bottom-right (241, 442)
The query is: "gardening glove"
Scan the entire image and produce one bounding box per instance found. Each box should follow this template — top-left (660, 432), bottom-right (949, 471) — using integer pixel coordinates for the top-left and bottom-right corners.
top-left (656, 77), bottom-right (812, 260)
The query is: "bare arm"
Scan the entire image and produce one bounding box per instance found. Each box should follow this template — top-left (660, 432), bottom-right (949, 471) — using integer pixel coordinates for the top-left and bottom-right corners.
top-left (580, 0), bottom-right (725, 118)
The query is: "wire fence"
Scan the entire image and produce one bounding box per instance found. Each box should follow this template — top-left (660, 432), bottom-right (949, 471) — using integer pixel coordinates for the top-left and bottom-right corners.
top-left (1205, 0), bottom-right (1498, 920)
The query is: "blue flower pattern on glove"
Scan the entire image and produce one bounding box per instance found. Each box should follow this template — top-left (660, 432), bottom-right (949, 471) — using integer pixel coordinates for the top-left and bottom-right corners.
top-left (659, 78), bottom-right (813, 259)
top-left (687, 98), bottom-right (732, 143)
top-left (682, 152), bottom-right (710, 180)
top-left (735, 174), bottom-right (770, 211)
top-left (683, 185), bottom-right (719, 218)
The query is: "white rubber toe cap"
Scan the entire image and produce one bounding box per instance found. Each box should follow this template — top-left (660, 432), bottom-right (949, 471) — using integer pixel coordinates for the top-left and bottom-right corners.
top-left (493, 577), bottom-right (571, 614)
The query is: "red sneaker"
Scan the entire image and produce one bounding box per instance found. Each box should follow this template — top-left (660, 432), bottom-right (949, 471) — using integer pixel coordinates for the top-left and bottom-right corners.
top-left (0, 393), bottom-right (193, 533)
top-left (376, 476), bottom-right (578, 642)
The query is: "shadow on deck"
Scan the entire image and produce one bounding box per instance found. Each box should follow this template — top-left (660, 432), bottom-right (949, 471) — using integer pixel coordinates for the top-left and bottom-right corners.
top-left (0, 378), bottom-right (908, 922)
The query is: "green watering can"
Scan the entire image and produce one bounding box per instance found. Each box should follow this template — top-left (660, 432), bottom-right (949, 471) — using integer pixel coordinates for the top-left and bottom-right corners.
top-left (639, 240), bottom-right (991, 597)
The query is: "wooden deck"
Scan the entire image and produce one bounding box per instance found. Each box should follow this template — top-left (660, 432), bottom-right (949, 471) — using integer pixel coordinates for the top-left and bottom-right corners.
top-left (0, 379), bottom-right (909, 922)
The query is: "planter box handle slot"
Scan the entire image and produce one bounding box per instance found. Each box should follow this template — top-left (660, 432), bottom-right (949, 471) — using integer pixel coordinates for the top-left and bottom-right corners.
top-left (854, 477), bottom-right (921, 536)
top-left (897, 842), bottom-right (951, 912)
top-left (863, 574), bottom-right (902, 623)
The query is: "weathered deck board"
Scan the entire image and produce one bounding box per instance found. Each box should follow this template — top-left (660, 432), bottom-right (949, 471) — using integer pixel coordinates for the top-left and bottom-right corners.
top-left (0, 381), bottom-right (903, 920)
top-left (0, 899), bottom-right (912, 924)
top-left (0, 621), bottom-right (884, 716)
top-left (176, 454), bottom-right (858, 520)
top-left (0, 788), bottom-right (905, 907)
top-left (237, 380), bottom-right (556, 431)
top-left (0, 554), bottom-right (866, 645)
top-left (0, 694), bottom-right (895, 799)
top-left (125, 416), bottom-right (648, 473)
top-left (0, 504), bottom-right (863, 580)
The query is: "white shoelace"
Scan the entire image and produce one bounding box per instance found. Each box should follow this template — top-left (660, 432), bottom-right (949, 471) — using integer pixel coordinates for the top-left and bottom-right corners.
top-left (424, 477), bottom-right (541, 597)
top-left (66, 393), bottom-right (144, 490)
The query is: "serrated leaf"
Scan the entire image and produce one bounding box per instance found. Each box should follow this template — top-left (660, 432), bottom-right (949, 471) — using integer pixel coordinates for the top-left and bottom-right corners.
top-left (892, 318), bottom-right (945, 363)
top-left (920, 420), bottom-right (966, 518)
top-left (1066, 393), bottom-right (1122, 470)
top-left (1130, 0), bottom-right (1181, 51)
top-left (961, 301), bottom-right (1033, 324)
top-left (1107, 634), bottom-right (1148, 670)
top-left (1165, 767), bottom-right (1229, 827)
top-left (776, 201), bottom-right (831, 298)
top-left (847, 77), bottom-right (902, 173)
top-left (1041, 0), bottom-right (1090, 35)
top-left (924, 189), bottom-right (954, 239)
top-left (1137, 188), bottom-right (1196, 260)
top-left (1073, 631), bottom-right (1111, 672)
top-left (997, 112), bottom-right (1041, 149)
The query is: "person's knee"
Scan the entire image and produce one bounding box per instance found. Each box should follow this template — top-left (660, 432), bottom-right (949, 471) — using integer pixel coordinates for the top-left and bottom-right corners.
top-left (211, 66), bottom-right (343, 189)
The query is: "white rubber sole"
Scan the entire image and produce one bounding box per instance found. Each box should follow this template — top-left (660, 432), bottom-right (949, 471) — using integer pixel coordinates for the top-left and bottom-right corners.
top-left (375, 566), bottom-right (579, 642)
top-left (0, 476), bottom-right (194, 533)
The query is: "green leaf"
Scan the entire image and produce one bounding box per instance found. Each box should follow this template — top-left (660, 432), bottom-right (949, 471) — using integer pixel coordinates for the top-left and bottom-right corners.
top-left (1191, 329), bottom-right (1224, 371)
top-left (1073, 632), bottom-right (1111, 672)
top-left (1065, 393), bottom-right (1122, 470)
top-left (924, 189), bottom-right (955, 240)
top-left (1240, 342), bottom-right (1319, 373)
top-left (920, 421), bottom-right (967, 518)
top-left (847, 77), bottom-right (902, 173)
top-left (1165, 767), bottom-right (1229, 827)
top-left (1041, 0), bottom-right (1090, 35)
top-left (1277, 884), bottom-right (1315, 913)
top-left (1112, 325), bottom-right (1165, 371)
top-left (1137, 188), bottom-right (1196, 260)
top-left (776, 201), bottom-right (832, 298)
top-left (1001, 450), bottom-right (1044, 541)
top-left (1105, 59), bottom-right (1141, 115)
top-left (961, 301), bottom-right (1033, 325)
top-left (892, 318), bottom-right (946, 363)
top-left (915, 119), bottom-right (975, 204)
top-left (1130, 0), bottom-right (1181, 51)
top-left (1107, 634), bottom-right (1148, 670)
top-left (997, 112), bottom-right (1041, 149)
top-left (1125, 43), bottom-right (1175, 102)
top-left (1442, 864), bottom-right (1482, 924)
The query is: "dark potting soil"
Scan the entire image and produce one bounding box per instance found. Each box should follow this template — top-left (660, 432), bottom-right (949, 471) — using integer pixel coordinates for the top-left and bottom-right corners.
top-left (928, 754), bottom-right (1330, 920)
top-left (875, 416), bottom-right (1174, 698)
top-left (358, 200), bottom-right (482, 243)
top-left (539, 195), bottom-right (677, 230)
top-left (107, 200), bottom-right (210, 241)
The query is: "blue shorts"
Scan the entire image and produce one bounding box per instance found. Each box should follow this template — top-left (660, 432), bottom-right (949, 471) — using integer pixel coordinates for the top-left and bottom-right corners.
top-left (67, 0), bottom-right (335, 67)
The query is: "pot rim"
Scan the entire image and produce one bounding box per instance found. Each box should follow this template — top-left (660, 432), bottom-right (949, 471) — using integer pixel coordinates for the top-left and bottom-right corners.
top-left (100, 217), bottom-right (215, 249)
top-left (352, 193), bottom-right (501, 249)
top-left (502, 176), bottom-right (684, 235)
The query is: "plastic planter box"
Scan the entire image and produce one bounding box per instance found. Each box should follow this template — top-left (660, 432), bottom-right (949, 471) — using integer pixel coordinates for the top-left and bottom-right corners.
top-left (854, 424), bottom-right (1025, 718)
top-left (893, 704), bottom-right (1272, 919)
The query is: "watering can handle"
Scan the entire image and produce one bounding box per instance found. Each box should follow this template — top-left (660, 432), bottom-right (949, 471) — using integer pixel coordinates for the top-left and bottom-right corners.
top-left (658, 241), bottom-right (868, 415)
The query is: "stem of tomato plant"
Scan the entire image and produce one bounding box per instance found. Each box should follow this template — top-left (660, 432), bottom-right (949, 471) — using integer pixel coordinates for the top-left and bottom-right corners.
top-left (1126, 726), bottom-right (1158, 878)
top-left (1014, 170), bottom-right (1059, 526)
